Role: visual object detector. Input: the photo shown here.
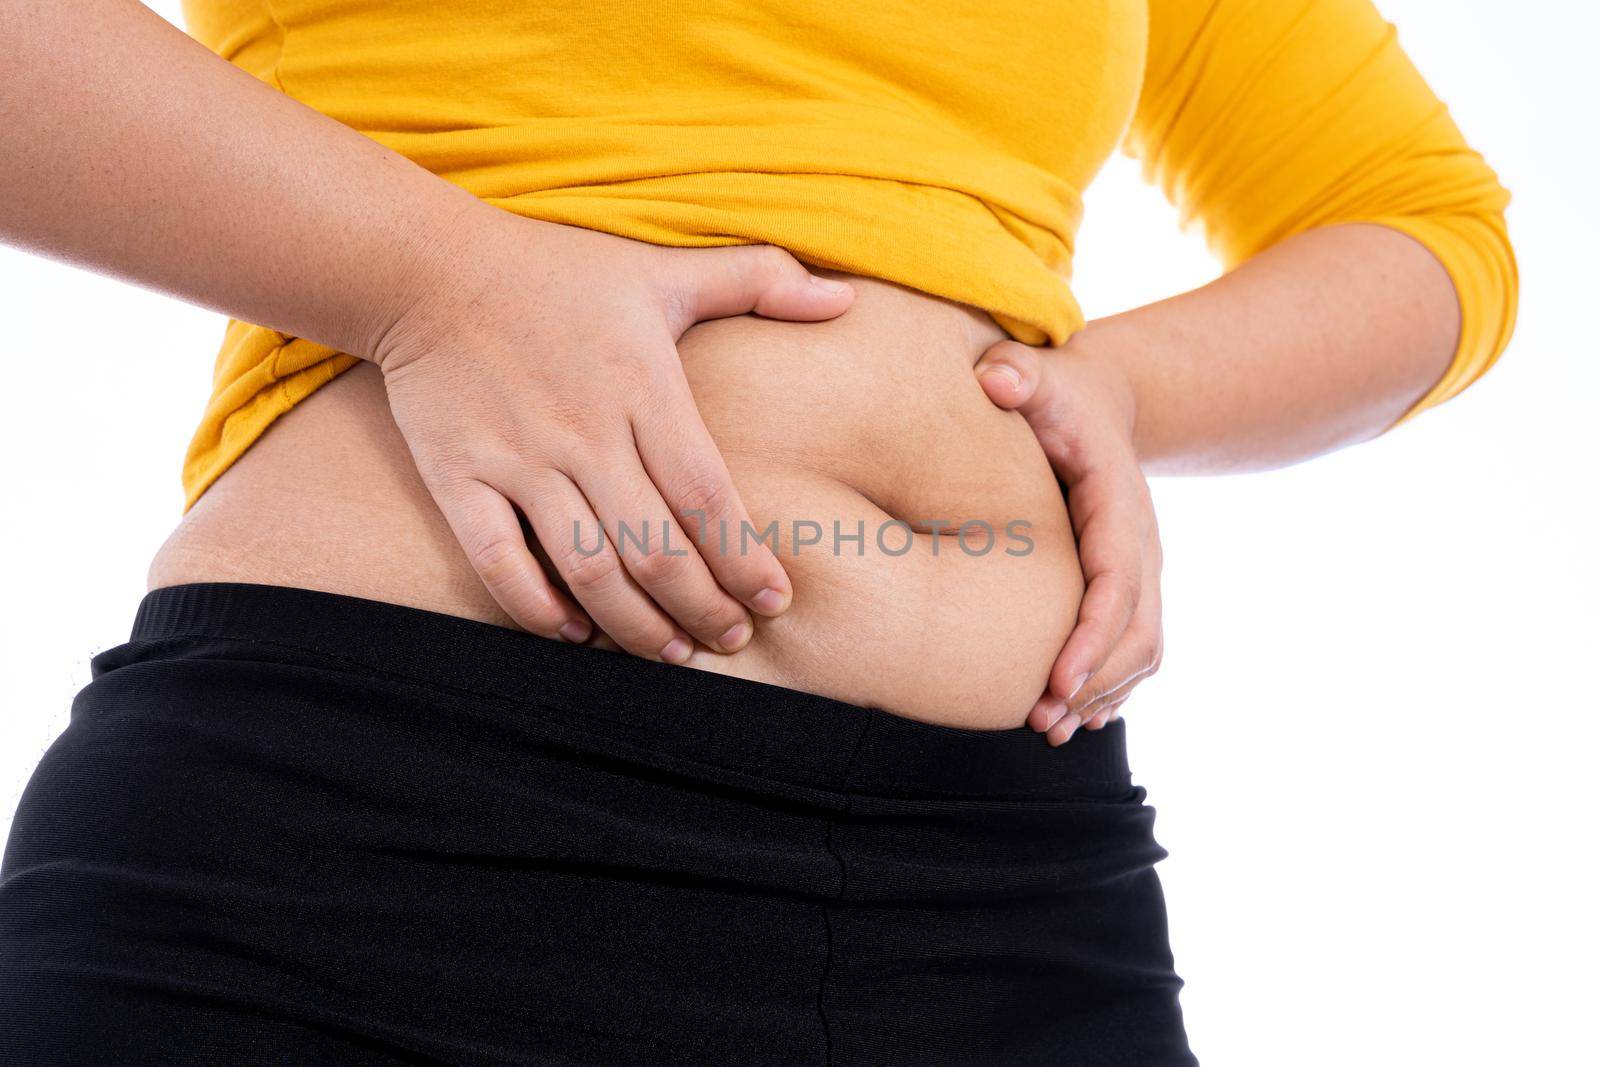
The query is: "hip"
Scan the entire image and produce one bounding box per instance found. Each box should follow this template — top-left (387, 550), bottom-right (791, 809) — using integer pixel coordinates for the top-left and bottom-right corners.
top-left (0, 583), bottom-right (1191, 1065)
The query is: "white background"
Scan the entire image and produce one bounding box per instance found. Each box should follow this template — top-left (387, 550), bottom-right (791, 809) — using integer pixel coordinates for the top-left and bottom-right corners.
top-left (2, 2), bottom-right (1595, 1063)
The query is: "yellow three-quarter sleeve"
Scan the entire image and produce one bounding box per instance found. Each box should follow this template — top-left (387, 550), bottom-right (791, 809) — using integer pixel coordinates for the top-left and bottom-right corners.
top-left (1124, 0), bottom-right (1519, 422)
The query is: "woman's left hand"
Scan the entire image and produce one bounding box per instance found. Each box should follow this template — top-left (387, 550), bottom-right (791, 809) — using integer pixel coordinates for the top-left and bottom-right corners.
top-left (974, 334), bottom-right (1164, 745)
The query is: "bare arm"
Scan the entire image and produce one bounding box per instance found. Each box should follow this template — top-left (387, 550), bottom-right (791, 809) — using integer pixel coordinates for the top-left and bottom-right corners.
top-left (975, 221), bottom-right (1480, 743)
top-left (1, 0), bottom-right (859, 660)
top-left (0, 0), bottom-right (476, 362)
top-left (976, 0), bottom-right (1519, 743)
top-left (1078, 222), bottom-right (1463, 474)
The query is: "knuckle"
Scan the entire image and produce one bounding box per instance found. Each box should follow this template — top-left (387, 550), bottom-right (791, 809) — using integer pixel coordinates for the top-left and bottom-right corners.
top-left (508, 592), bottom-right (564, 634)
top-left (596, 348), bottom-right (657, 394)
top-left (1096, 572), bottom-right (1142, 615)
top-left (673, 469), bottom-right (731, 522)
top-left (562, 545), bottom-right (621, 594)
top-left (672, 601), bottom-right (732, 643)
top-left (651, 266), bottom-right (697, 321)
top-left (553, 417), bottom-right (635, 468)
top-left (629, 543), bottom-right (689, 588)
top-left (593, 605), bottom-right (670, 654)
top-left (751, 244), bottom-right (796, 279)
top-left (465, 530), bottom-right (526, 586)
top-left (1133, 622), bottom-right (1163, 668)
top-left (678, 594), bottom-right (739, 637)
top-left (660, 287), bottom-right (692, 326)
top-left (518, 593), bottom-right (564, 631)
top-left (540, 395), bottom-right (612, 448)
top-left (423, 439), bottom-right (479, 483)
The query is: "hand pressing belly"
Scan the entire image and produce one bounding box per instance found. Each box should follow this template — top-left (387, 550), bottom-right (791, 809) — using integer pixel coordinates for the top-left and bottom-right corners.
top-left (151, 275), bottom-right (1082, 729)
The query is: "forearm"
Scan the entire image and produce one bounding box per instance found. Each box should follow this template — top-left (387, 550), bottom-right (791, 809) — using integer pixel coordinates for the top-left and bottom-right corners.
top-left (1078, 223), bottom-right (1462, 475)
top-left (0, 0), bottom-right (488, 361)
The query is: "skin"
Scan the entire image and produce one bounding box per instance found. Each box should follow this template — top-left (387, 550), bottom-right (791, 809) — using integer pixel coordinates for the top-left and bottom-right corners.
top-left (151, 276), bottom-right (1081, 728)
top-left (975, 221), bottom-right (1461, 743)
top-left (0, 0), bottom-right (856, 664)
top-left (1, 2), bottom-right (1464, 745)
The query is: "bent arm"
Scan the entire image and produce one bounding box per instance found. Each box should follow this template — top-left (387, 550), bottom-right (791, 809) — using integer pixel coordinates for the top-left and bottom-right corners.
top-left (1, 0), bottom-right (859, 655)
top-left (1110, 0), bottom-right (1518, 474)
top-left (0, 0), bottom-right (486, 362)
top-left (1076, 221), bottom-right (1466, 473)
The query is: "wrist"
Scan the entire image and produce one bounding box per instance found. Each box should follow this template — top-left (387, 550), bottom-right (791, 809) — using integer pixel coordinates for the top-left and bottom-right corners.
top-left (359, 191), bottom-right (509, 370)
top-left (1060, 322), bottom-right (1141, 448)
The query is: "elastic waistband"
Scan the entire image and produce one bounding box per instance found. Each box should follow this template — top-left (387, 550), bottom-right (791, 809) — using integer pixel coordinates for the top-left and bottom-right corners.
top-left (113, 583), bottom-right (1133, 802)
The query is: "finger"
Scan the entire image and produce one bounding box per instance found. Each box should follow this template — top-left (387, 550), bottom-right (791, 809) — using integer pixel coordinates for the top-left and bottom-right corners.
top-left (1049, 567), bottom-right (1140, 701)
top-left (439, 477), bottom-right (592, 643)
top-left (1034, 683), bottom-right (1132, 743)
top-left (633, 369), bottom-right (793, 619)
top-left (1072, 516), bottom-right (1163, 720)
top-left (1068, 641), bottom-right (1160, 717)
top-left (661, 245), bottom-right (855, 328)
top-left (1045, 708), bottom-right (1085, 747)
top-left (973, 339), bottom-right (1047, 413)
top-left (1073, 662), bottom-right (1154, 722)
top-left (568, 455), bottom-right (756, 655)
top-left (1064, 605), bottom-right (1162, 715)
top-left (1048, 457), bottom-right (1149, 697)
top-left (982, 339), bottom-right (1148, 708)
top-left (1066, 542), bottom-right (1162, 727)
top-left (1029, 692), bottom-right (1087, 746)
top-left (1085, 696), bottom-right (1128, 731)
top-left (514, 468), bottom-right (695, 664)
top-left (590, 632), bottom-right (623, 653)
top-left (1028, 692), bottom-right (1069, 733)
top-left (1031, 678), bottom-right (1134, 733)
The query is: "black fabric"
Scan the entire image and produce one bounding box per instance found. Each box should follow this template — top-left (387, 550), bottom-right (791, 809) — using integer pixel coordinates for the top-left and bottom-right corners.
top-left (0, 582), bottom-right (1195, 1065)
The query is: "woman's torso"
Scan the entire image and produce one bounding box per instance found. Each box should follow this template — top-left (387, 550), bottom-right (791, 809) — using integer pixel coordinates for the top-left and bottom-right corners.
top-left (177, 0), bottom-right (1151, 513)
top-left (151, 275), bottom-right (1082, 728)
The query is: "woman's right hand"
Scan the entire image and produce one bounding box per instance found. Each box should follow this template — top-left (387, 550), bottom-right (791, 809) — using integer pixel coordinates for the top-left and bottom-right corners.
top-left (0, 0), bottom-right (836, 661)
top-left (371, 207), bottom-right (854, 664)
top-left (1, 0), bottom-right (852, 660)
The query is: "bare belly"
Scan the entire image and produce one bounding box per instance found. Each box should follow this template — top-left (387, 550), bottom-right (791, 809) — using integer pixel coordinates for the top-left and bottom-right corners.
top-left (149, 273), bottom-right (1082, 728)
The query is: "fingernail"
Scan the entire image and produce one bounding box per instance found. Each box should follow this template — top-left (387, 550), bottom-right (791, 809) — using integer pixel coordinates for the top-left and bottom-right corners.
top-left (981, 364), bottom-right (1022, 391)
top-left (559, 620), bottom-right (591, 643)
top-left (1067, 673), bottom-right (1090, 700)
top-left (1039, 700), bottom-right (1070, 731)
top-left (716, 620), bottom-right (751, 653)
top-left (660, 636), bottom-right (693, 664)
top-left (1047, 713), bottom-right (1083, 747)
top-left (751, 587), bottom-right (788, 616)
top-left (810, 275), bottom-right (850, 294)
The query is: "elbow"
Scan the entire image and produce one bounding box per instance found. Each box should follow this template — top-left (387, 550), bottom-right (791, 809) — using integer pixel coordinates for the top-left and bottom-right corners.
top-left (1386, 205), bottom-right (1519, 421)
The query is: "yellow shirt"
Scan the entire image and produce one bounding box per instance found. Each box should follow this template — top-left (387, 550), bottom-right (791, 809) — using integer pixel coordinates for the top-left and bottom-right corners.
top-left (179, 0), bottom-right (1517, 509)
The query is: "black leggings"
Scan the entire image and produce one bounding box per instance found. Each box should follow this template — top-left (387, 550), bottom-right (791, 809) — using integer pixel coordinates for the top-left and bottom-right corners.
top-left (0, 583), bottom-right (1194, 1065)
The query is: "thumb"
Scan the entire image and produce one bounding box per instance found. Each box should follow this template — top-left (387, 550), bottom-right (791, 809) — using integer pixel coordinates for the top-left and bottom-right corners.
top-left (662, 245), bottom-right (854, 330)
top-left (975, 340), bottom-right (1060, 427)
